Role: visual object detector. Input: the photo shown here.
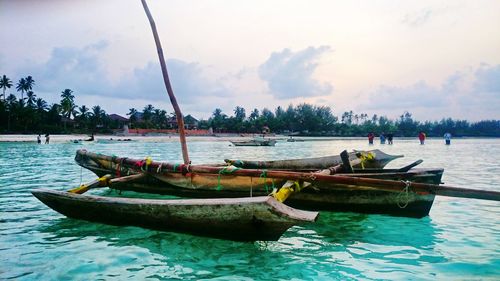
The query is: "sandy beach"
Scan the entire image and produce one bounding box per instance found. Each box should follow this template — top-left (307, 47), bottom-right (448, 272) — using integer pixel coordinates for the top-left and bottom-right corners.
top-left (0, 134), bottom-right (289, 143)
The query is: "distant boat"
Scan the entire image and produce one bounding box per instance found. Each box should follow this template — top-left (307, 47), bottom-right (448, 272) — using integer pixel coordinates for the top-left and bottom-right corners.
top-left (287, 137), bottom-right (305, 142)
top-left (96, 138), bottom-right (136, 144)
top-left (70, 139), bottom-right (94, 144)
top-left (230, 137), bottom-right (277, 146)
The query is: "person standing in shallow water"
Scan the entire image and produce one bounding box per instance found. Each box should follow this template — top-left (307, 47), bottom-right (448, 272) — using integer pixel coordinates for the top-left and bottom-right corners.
top-left (380, 133), bottom-right (386, 144)
top-left (367, 132), bottom-right (375, 145)
top-left (387, 133), bottom-right (393, 144)
top-left (418, 132), bottom-right (426, 145)
top-left (37, 134), bottom-right (41, 144)
top-left (444, 132), bottom-right (452, 145)
top-left (45, 134), bottom-right (50, 144)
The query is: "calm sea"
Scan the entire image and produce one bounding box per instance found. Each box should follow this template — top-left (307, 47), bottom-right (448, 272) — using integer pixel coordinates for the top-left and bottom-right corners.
top-left (1, 137), bottom-right (499, 280)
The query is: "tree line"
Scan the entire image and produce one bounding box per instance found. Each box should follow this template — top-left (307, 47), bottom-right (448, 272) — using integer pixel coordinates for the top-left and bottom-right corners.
top-left (201, 106), bottom-right (499, 137)
top-left (0, 74), bottom-right (120, 133)
top-left (1, 74), bottom-right (498, 137)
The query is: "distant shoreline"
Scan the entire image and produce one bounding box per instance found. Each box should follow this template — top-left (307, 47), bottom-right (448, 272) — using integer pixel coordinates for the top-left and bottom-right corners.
top-left (1, 134), bottom-right (498, 143)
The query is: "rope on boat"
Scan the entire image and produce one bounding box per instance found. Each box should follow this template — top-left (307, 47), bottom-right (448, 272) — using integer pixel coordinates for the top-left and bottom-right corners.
top-left (170, 163), bottom-right (190, 175)
top-left (272, 181), bottom-right (302, 202)
top-left (111, 155), bottom-right (118, 170)
top-left (117, 157), bottom-right (127, 177)
top-left (144, 157), bottom-right (152, 171)
top-left (259, 170), bottom-right (275, 193)
top-left (397, 180), bottom-right (411, 208)
top-left (68, 175), bottom-right (111, 194)
top-left (216, 166), bottom-right (241, 190)
top-left (356, 151), bottom-right (376, 169)
top-left (172, 163), bottom-right (180, 172)
top-left (79, 166), bottom-right (83, 187)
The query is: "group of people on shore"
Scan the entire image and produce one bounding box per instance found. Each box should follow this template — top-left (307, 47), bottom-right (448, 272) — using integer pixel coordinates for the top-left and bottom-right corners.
top-left (36, 134), bottom-right (50, 144)
top-left (368, 132), bottom-right (452, 145)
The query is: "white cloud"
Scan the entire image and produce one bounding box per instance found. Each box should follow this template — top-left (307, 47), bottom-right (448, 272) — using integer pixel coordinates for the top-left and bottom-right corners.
top-left (15, 42), bottom-right (231, 107)
top-left (401, 8), bottom-right (433, 27)
top-left (365, 81), bottom-right (446, 110)
top-left (258, 46), bottom-right (333, 99)
top-left (358, 64), bottom-right (500, 121)
top-left (474, 63), bottom-right (500, 94)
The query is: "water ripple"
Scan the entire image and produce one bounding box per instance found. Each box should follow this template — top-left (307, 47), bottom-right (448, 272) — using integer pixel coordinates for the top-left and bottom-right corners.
top-left (0, 139), bottom-right (499, 280)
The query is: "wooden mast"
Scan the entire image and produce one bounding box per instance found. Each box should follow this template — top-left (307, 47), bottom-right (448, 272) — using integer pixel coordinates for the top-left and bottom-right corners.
top-left (141, 0), bottom-right (190, 165)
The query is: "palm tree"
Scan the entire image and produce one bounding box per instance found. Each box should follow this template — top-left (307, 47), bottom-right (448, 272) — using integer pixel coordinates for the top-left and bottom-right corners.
top-left (26, 91), bottom-right (37, 108)
top-left (233, 106), bottom-right (246, 121)
top-left (60, 88), bottom-right (74, 101)
top-left (142, 104), bottom-right (154, 128)
top-left (35, 98), bottom-right (48, 112)
top-left (24, 76), bottom-right (35, 92)
top-left (61, 99), bottom-right (77, 119)
top-left (0, 75), bottom-right (13, 101)
top-left (142, 104), bottom-right (154, 121)
top-left (60, 89), bottom-right (76, 119)
top-left (127, 108), bottom-right (138, 128)
top-left (91, 105), bottom-right (105, 128)
top-left (78, 105), bottom-right (90, 118)
top-left (127, 108), bottom-right (138, 117)
top-left (153, 109), bottom-right (167, 128)
top-left (6, 93), bottom-right (17, 105)
top-left (249, 108), bottom-right (259, 121)
top-left (75, 105), bottom-right (90, 129)
top-left (5, 94), bottom-right (17, 131)
top-left (16, 78), bottom-right (27, 101)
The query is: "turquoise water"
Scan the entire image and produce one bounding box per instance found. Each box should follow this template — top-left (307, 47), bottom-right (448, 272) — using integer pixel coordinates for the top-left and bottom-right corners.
top-left (1, 138), bottom-right (499, 280)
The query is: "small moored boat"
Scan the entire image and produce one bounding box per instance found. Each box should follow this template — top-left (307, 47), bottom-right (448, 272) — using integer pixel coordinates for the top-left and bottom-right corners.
top-left (230, 137), bottom-right (277, 146)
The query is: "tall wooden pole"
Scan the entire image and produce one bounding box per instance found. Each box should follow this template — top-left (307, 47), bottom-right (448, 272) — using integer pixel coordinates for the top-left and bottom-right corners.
top-left (141, 0), bottom-right (190, 164)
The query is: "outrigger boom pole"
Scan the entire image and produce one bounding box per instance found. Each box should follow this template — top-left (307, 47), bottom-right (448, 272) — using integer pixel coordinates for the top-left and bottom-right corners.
top-left (141, 0), bottom-right (190, 165)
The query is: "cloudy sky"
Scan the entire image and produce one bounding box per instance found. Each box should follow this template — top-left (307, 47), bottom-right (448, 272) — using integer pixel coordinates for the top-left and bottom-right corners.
top-left (1, 0), bottom-right (499, 121)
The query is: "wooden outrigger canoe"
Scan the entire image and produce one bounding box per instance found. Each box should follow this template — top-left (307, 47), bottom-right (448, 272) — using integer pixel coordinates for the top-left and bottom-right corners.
top-left (75, 149), bottom-right (444, 218)
top-left (224, 149), bottom-right (402, 170)
top-left (32, 189), bottom-right (318, 241)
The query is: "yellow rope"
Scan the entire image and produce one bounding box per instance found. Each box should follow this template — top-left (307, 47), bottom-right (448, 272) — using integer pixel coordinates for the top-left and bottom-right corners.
top-left (68, 175), bottom-right (111, 194)
top-left (357, 151), bottom-right (376, 169)
top-left (272, 180), bottom-right (302, 202)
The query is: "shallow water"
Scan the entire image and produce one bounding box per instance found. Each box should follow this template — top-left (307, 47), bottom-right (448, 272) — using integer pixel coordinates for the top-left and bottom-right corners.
top-left (1, 137), bottom-right (499, 280)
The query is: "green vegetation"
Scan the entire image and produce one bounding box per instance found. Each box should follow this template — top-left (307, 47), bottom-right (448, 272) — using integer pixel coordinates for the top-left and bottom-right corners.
top-left (200, 107), bottom-right (499, 137)
top-left (0, 74), bottom-right (498, 137)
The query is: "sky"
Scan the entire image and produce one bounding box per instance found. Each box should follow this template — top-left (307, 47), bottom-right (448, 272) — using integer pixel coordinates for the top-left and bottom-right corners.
top-left (1, 0), bottom-right (499, 121)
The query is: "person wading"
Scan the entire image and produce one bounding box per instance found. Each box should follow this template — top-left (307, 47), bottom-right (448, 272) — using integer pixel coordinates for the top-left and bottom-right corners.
top-left (418, 132), bottom-right (426, 145)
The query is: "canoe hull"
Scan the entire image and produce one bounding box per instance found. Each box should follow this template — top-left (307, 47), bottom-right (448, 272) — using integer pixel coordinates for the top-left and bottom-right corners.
top-left (225, 149), bottom-right (402, 170)
top-left (95, 179), bottom-right (436, 218)
top-left (32, 189), bottom-right (318, 241)
top-left (75, 150), bottom-right (443, 218)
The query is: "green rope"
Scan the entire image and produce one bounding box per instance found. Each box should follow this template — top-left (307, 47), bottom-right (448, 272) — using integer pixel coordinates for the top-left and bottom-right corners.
top-left (110, 155), bottom-right (117, 169)
top-left (260, 170), bottom-right (271, 193)
top-left (216, 166), bottom-right (241, 190)
top-left (173, 163), bottom-right (180, 172)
